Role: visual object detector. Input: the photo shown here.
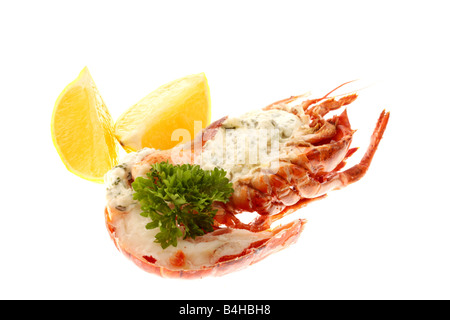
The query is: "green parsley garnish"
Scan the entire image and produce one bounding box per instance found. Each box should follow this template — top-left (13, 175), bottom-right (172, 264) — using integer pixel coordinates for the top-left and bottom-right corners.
top-left (132, 162), bottom-right (234, 249)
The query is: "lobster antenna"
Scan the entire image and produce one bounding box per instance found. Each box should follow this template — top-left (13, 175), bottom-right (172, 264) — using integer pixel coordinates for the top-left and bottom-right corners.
top-left (323, 79), bottom-right (359, 98)
top-left (322, 79), bottom-right (377, 99)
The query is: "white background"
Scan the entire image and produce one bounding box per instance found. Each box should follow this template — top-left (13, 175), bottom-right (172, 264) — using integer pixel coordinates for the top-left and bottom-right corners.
top-left (1, 0), bottom-right (449, 300)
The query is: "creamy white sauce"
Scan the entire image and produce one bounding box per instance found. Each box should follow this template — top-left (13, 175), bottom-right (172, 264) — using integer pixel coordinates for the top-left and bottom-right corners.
top-left (104, 106), bottom-right (310, 270)
top-left (105, 148), bottom-right (156, 213)
top-left (198, 108), bottom-right (310, 182)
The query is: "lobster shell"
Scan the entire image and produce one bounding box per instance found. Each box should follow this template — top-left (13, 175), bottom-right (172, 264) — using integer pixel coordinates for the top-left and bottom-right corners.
top-left (105, 208), bottom-right (305, 279)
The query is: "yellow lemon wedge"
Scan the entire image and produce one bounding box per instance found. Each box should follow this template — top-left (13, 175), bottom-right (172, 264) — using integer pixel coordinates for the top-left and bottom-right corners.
top-left (115, 73), bottom-right (211, 152)
top-left (51, 67), bottom-right (119, 183)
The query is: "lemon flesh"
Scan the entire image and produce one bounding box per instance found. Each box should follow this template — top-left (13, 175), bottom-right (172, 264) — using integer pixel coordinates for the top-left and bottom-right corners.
top-left (51, 67), bottom-right (118, 182)
top-left (115, 73), bottom-right (211, 152)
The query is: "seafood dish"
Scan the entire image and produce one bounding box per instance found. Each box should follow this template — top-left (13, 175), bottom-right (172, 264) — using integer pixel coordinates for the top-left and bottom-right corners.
top-left (104, 83), bottom-right (390, 278)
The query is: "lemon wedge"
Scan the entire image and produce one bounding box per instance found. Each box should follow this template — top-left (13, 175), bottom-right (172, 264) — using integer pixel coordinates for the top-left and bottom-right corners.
top-left (115, 73), bottom-right (211, 152)
top-left (51, 67), bottom-right (119, 182)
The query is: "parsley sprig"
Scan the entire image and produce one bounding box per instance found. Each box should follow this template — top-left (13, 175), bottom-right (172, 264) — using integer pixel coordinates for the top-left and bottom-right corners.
top-left (132, 162), bottom-right (234, 249)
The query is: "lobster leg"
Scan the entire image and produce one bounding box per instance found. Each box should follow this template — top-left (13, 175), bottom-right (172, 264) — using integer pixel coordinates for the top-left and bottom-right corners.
top-left (310, 110), bottom-right (390, 195)
top-left (246, 196), bottom-right (326, 231)
top-left (291, 109), bottom-right (355, 174)
top-left (305, 94), bottom-right (358, 119)
top-left (263, 93), bottom-right (311, 111)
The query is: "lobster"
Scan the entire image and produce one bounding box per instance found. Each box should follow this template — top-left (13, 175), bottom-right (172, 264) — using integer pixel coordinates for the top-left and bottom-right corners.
top-left (104, 82), bottom-right (389, 278)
